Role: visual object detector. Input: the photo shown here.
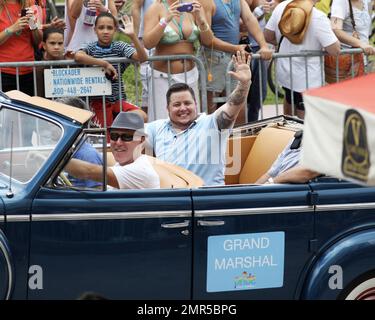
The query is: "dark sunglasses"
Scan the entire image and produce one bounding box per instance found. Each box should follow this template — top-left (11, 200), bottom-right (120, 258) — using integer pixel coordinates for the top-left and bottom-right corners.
top-left (109, 132), bottom-right (134, 142)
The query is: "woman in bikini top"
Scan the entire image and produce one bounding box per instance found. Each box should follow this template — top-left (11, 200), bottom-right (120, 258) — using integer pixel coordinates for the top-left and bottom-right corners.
top-left (143, 0), bottom-right (213, 74)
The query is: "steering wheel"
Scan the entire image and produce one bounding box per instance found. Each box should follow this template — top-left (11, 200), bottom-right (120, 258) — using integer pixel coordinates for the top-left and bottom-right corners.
top-left (56, 172), bottom-right (73, 187)
top-left (25, 150), bottom-right (73, 187)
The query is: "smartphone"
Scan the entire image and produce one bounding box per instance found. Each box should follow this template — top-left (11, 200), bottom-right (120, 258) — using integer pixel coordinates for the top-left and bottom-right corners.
top-left (21, 8), bottom-right (27, 17)
top-left (177, 3), bottom-right (193, 12)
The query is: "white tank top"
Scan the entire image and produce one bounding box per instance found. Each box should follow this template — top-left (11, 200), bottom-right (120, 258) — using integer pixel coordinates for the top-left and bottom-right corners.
top-left (64, 0), bottom-right (109, 52)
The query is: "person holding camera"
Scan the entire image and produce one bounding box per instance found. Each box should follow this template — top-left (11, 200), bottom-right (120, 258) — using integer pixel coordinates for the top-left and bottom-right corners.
top-left (143, 0), bottom-right (214, 121)
top-left (0, 0), bottom-right (42, 95)
top-left (199, 0), bottom-right (273, 115)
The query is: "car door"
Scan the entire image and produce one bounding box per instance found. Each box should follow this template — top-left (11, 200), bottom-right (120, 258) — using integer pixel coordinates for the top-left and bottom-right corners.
top-left (310, 180), bottom-right (375, 249)
top-left (192, 183), bottom-right (314, 299)
top-left (28, 187), bottom-right (193, 299)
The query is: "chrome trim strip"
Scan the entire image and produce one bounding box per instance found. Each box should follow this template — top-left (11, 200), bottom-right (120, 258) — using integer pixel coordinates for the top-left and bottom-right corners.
top-left (6, 215), bottom-right (30, 222)
top-left (195, 206), bottom-right (314, 217)
top-left (316, 203), bottom-right (375, 212)
top-left (32, 210), bottom-right (192, 222)
top-left (0, 240), bottom-right (13, 300)
top-left (0, 215), bottom-right (4, 223)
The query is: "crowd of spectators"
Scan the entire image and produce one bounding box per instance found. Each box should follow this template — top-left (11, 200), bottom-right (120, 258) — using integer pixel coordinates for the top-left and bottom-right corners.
top-left (0, 0), bottom-right (374, 124)
top-left (0, 0), bottom-right (374, 188)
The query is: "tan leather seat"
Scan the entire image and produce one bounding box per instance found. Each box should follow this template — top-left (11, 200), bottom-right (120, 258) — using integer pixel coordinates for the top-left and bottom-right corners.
top-left (225, 135), bottom-right (257, 185)
top-left (146, 156), bottom-right (204, 188)
top-left (238, 127), bottom-right (295, 184)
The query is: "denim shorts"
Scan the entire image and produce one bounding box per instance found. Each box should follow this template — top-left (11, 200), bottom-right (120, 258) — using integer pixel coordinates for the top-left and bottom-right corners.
top-left (198, 47), bottom-right (237, 92)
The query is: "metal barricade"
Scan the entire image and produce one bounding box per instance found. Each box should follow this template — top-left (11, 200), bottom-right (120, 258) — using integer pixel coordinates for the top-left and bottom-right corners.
top-left (0, 54), bottom-right (207, 130)
top-left (224, 48), bottom-right (372, 122)
top-left (147, 54), bottom-right (207, 119)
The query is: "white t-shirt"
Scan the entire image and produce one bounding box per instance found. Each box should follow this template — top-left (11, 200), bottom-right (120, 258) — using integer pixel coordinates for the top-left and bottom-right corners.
top-left (330, 0), bottom-right (372, 45)
top-left (64, 0), bottom-right (109, 52)
top-left (110, 155), bottom-right (160, 189)
top-left (265, 0), bottom-right (338, 92)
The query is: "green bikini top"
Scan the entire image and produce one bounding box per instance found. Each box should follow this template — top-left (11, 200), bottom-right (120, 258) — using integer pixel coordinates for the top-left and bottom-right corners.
top-left (159, 0), bottom-right (200, 44)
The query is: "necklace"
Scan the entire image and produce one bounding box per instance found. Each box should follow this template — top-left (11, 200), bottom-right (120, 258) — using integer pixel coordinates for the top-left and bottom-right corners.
top-left (2, 1), bottom-right (22, 36)
top-left (202, 39), bottom-right (214, 82)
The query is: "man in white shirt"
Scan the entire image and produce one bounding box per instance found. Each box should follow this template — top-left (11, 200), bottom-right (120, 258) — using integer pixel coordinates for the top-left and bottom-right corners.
top-left (66, 112), bottom-right (160, 189)
top-left (264, 0), bottom-right (340, 119)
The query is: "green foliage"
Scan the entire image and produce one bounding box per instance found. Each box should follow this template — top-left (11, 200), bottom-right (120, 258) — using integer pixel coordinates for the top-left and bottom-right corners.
top-left (123, 63), bottom-right (142, 106)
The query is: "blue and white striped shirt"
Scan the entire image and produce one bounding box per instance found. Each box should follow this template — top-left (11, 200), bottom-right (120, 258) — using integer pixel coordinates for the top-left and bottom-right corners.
top-left (83, 41), bottom-right (136, 102)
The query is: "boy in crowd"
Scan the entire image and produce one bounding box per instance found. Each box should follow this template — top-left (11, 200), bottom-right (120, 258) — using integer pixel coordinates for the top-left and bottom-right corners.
top-left (74, 12), bottom-right (147, 127)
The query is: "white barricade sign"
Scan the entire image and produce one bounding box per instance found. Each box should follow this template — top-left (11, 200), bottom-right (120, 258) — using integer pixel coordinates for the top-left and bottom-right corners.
top-left (44, 67), bottom-right (112, 98)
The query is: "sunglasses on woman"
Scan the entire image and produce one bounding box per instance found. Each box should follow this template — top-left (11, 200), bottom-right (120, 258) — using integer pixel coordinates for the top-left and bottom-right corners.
top-left (109, 132), bottom-right (134, 142)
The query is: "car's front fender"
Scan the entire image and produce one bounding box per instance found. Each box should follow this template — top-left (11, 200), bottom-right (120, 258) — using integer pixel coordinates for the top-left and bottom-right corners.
top-left (301, 228), bottom-right (375, 299)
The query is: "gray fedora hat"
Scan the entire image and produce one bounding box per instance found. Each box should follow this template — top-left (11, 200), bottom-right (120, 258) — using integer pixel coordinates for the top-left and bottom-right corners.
top-left (110, 112), bottom-right (147, 136)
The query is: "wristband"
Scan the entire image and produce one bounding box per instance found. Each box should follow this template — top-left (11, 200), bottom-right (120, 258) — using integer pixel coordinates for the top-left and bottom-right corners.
top-left (4, 28), bottom-right (13, 36)
top-left (159, 18), bottom-right (168, 28)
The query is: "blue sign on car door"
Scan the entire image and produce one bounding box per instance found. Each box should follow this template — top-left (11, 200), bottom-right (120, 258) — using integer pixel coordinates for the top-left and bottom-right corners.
top-left (207, 231), bottom-right (285, 292)
top-left (192, 184), bottom-right (314, 299)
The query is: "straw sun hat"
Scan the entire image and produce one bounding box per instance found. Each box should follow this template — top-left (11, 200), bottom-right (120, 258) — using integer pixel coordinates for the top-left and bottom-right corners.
top-left (278, 0), bottom-right (314, 44)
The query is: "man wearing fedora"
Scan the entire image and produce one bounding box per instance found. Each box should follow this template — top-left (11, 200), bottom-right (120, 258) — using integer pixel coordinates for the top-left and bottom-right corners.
top-left (66, 112), bottom-right (160, 189)
top-left (264, 0), bottom-right (341, 119)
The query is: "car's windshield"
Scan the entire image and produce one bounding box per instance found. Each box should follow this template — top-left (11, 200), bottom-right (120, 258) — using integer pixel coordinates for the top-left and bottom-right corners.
top-left (0, 106), bottom-right (62, 185)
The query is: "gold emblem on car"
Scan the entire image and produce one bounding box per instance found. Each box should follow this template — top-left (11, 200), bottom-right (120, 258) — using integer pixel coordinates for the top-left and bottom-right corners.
top-left (342, 109), bottom-right (370, 182)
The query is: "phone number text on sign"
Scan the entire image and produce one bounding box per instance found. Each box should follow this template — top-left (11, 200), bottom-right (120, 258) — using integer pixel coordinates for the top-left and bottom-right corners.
top-left (44, 67), bottom-right (112, 98)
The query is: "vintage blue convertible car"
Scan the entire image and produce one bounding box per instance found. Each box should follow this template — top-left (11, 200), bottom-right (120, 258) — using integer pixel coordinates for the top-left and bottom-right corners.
top-left (1, 90), bottom-right (375, 300)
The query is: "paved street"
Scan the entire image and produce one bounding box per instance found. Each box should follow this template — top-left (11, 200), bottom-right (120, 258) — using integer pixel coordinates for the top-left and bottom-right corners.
top-left (260, 104), bottom-right (284, 119)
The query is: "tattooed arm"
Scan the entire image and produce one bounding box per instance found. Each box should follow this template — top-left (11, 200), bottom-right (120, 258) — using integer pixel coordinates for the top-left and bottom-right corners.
top-left (215, 51), bottom-right (252, 130)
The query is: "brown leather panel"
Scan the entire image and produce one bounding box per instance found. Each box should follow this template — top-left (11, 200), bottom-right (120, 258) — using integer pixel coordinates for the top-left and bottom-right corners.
top-left (239, 127), bottom-right (295, 184)
top-left (146, 156), bottom-right (204, 188)
top-left (225, 135), bottom-right (257, 185)
top-left (106, 153), bottom-right (203, 189)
